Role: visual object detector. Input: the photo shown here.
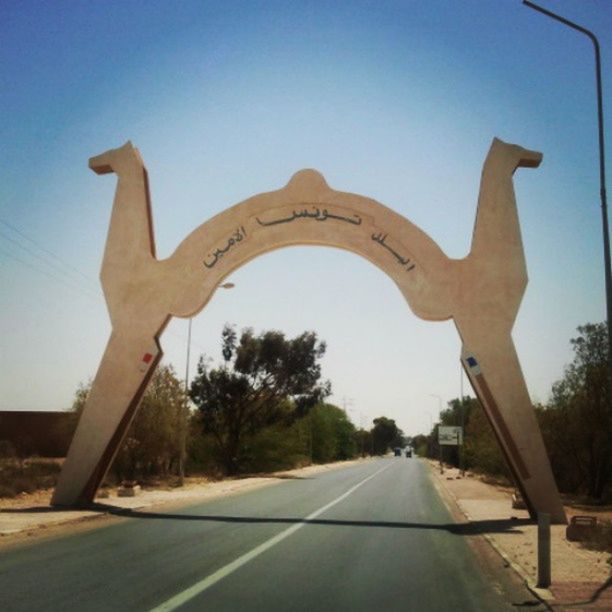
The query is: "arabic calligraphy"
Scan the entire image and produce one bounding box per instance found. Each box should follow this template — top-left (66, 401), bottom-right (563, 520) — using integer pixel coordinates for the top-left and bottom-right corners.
top-left (256, 206), bottom-right (362, 227)
top-left (371, 232), bottom-right (415, 271)
top-left (203, 226), bottom-right (247, 269)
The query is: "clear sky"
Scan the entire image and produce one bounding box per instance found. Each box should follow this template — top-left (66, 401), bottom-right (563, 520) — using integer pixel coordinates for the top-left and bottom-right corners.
top-left (1, 0), bottom-right (610, 436)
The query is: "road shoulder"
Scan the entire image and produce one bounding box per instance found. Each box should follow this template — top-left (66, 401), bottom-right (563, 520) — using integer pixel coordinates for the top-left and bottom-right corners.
top-left (0, 458), bottom-right (372, 550)
top-left (424, 459), bottom-right (611, 611)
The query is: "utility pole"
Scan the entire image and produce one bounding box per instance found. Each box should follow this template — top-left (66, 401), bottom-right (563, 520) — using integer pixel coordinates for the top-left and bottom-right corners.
top-left (341, 396), bottom-right (353, 414)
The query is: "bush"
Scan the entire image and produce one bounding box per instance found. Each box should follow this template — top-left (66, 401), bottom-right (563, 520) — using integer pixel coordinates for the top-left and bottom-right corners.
top-left (579, 520), bottom-right (612, 564)
top-left (463, 401), bottom-right (510, 478)
top-left (0, 440), bottom-right (17, 459)
top-left (240, 423), bottom-right (309, 474)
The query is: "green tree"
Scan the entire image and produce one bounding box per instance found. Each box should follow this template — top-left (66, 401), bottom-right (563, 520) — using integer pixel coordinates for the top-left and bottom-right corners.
top-left (189, 325), bottom-right (330, 475)
top-left (354, 428), bottom-right (372, 457)
top-left (462, 399), bottom-right (509, 478)
top-left (437, 397), bottom-right (475, 468)
top-left (117, 365), bottom-right (186, 479)
top-left (309, 403), bottom-right (356, 462)
top-left (541, 322), bottom-right (611, 500)
top-left (72, 366), bottom-right (186, 481)
top-left (239, 417), bottom-right (310, 474)
top-left (410, 434), bottom-right (428, 457)
top-left (371, 416), bottom-right (401, 455)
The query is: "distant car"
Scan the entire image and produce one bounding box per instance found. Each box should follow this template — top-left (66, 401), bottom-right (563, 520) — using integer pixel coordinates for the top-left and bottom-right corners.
top-left (405, 449), bottom-right (412, 458)
top-left (394, 447), bottom-right (402, 456)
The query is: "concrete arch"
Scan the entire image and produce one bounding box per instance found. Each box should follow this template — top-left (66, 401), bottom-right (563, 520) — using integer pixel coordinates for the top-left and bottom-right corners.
top-left (52, 139), bottom-right (566, 524)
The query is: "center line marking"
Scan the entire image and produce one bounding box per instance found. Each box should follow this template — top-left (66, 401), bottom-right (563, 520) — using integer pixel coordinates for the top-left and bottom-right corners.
top-left (150, 461), bottom-right (394, 611)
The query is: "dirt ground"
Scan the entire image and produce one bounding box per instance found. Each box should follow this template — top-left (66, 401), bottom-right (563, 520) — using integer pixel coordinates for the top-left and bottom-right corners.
top-left (426, 460), bottom-right (611, 611)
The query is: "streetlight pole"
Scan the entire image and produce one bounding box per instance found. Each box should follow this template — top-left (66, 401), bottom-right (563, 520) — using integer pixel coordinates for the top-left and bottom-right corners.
top-left (179, 281), bottom-right (236, 486)
top-left (430, 394), bottom-right (444, 473)
top-left (178, 316), bottom-right (193, 486)
top-left (459, 364), bottom-right (466, 476)
top-left (523, 0), bottom-right (612, 389)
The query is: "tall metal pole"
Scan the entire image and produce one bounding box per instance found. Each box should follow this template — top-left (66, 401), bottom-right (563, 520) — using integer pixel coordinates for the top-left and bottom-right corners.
top-left (460, 363), bottom-right (466, 476)
top-left (430, 394), bottom-right (444, 473)
top-left (179, 282), bottom-right (234, 484)
top-left (178, 317), bottom-right (192, 486)
top-left (523, 0), bottom-right (612, 389)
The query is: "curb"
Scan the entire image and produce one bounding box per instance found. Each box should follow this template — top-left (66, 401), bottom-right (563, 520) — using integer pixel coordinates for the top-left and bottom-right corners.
top-left (424, 460), bottom-right (556, 603)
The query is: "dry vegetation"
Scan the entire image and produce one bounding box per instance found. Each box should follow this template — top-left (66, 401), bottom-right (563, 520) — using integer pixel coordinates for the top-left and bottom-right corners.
top-left (0, 457), bottom-right (61, 498)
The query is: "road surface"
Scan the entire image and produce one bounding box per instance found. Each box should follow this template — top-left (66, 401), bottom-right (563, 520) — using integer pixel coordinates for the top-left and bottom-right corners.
top-left (0, 458), bottom-right (543, 611)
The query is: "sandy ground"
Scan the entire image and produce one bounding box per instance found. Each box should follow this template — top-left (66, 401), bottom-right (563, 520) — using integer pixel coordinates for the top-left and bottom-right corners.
top-left (426, 460), bottom-right (611, 610)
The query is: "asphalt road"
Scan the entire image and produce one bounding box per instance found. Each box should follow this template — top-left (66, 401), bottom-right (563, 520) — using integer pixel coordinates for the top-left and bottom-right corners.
top-left (0, 458), bottom-right (542, 611)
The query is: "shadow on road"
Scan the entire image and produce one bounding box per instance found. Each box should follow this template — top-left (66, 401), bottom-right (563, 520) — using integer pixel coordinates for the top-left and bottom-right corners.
top-left (87, 505), bottom-right (532, 536)
top-left (0, 506), bottom-right (83, 514)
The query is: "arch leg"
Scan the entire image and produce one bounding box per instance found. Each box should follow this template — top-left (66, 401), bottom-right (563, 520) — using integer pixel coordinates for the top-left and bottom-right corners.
top-left (51, 332), bottom-right (161, 506)
top-left (458, 328), bottom-right (566, 524)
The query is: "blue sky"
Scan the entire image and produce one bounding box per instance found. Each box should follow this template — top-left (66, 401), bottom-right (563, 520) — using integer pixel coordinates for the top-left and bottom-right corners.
top-left (1, 0), bottom-right (610, 436)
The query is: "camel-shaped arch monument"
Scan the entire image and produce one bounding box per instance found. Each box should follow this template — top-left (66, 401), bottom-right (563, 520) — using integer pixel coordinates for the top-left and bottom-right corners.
top-left (52, 138), bottom-right (566, 524)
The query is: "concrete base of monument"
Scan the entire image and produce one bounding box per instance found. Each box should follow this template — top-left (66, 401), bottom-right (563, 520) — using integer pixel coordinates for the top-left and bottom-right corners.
top-left (117, 484), bottom-right (141, 498)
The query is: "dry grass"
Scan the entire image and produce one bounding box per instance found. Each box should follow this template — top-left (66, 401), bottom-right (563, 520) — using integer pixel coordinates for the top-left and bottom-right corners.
top-left (0, 458), bottom-right (61, 498)
top-left (579, 520), bottom-right (612, 562)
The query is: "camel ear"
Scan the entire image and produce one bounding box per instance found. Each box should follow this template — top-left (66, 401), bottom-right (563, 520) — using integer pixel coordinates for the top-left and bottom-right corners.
top-left (88, 141), bottom-right (138, 174)
top-left (88, 155), bottom-right (113, 175)
top-left (517, 150), bottom-right (542, 169)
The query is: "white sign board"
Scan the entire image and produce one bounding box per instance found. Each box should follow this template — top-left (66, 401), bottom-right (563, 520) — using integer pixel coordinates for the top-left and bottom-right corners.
top-left (438, 426), bottom-right (463, 446)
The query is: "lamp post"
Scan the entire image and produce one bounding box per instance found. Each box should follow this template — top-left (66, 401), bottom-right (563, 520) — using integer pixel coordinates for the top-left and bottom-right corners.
top-left (178, 281), bottom-right (235, 485)
top-left (459, 365), bottom-right (466, 476)
top-left (523, 0), bottom-right (612, 389)
top-left (430, 394), bottom-right (444, 473)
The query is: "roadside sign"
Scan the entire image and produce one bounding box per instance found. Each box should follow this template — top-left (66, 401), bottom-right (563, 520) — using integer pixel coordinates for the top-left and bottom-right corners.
top-left (438, 426), bottom-right (463, 446)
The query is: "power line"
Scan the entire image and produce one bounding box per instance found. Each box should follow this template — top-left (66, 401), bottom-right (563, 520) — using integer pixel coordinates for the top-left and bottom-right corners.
top-left (0, 247), bottom-right (99, 300)
top-left (0, 228), bottom-right (98, 291)
top-left (0, 218), bottom-right (98, 288)
top-left (0, 219), bottom-right (216, 352)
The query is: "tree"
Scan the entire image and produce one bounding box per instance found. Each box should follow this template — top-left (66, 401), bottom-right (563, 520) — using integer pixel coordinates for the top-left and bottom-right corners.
top-left (354, 428), bottom-right (372, 457)
top-left (371, 417), bottom-right (401, 455)
top-left (423, 396), bottom-right (509, 478)
top-left (462, 399), bottom-right (509, 478)
top-left (410, 434), bottom-right (428, 457)
top-left (309, 403), bottom-right (356, 463)
top-left (117, 365), bottom-right (186, 479)
top-left (541, 323), bottom-right (611, 500)
top-left (437, 397), bottom-right (475, 468)
top-left (72, 365), bottom-right (186, 481)
top-left (189, 325), bottom-right (330, 475)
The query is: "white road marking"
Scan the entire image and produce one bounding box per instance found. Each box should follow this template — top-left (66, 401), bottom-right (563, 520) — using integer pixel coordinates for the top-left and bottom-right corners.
top-left (150, 461), bottom-right (394, 611)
